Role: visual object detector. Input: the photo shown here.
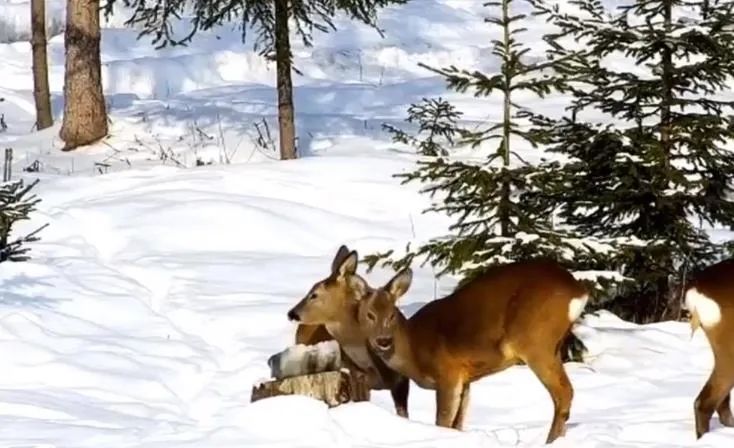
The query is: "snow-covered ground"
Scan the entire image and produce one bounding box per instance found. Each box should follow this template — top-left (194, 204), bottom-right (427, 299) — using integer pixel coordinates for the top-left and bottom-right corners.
top-left (0, 0), bottom-right (732, 446)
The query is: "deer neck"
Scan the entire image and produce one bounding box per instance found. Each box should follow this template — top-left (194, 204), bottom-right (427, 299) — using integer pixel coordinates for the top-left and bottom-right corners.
top-left (380, 311), bottom-right (425, 386)
top-left (323, 299), bottom-right (360, 342)
top-left (324, 300), bottom-right (374, 369)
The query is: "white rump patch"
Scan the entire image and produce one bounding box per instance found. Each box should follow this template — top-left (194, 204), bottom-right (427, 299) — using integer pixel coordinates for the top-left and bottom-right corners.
top-left (568, 294), bottom-right (589, 322)
top-left (685, 288), bottom-right (721, 328)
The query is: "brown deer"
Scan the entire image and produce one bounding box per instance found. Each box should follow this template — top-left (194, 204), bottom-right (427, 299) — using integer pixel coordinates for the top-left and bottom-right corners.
top-left (287, 246), bottom-right (410, 417)
top-left (355, 259), bottom-right (589, 444)
top-left (293, 245), bottom-right (351, 346)
top-left (685, 258), bottom-right (734, 439)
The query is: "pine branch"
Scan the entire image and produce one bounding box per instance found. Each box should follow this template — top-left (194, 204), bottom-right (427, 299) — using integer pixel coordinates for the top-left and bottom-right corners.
top-left (0, 222), bottom-right (48, 262)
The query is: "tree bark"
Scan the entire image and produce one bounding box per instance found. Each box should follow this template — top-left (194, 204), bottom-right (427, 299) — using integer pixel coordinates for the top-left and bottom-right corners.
top-left (251, 370), bottom-right (370, 407)
top-left (60, 0), bottom-right (108, 151)
top-left (31, 0), bottom-right (53, 130)
top-left (274, 0), bottom-right (297, 160)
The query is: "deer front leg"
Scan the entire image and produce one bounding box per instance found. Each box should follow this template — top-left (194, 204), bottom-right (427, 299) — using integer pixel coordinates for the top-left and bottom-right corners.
top-left (391, 376), bottom-right (410, 418)
top-left (435, 379), bottom-right (463, 428)
top-left (451, 382), bottom-right (471, 430)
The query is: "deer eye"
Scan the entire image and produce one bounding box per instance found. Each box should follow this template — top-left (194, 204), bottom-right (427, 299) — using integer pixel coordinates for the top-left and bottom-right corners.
top-left (308, 292), bottom-right (317, 300)
top-left (367, 311), bottom-right (376, 322)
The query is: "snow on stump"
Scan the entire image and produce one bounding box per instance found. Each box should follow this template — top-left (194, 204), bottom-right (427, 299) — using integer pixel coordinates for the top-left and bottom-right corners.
top-left (251, 340), bottom-right (370, 407)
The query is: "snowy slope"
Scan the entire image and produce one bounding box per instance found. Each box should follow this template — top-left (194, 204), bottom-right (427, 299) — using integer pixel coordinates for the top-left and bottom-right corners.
top-left (0, 155), bottom-right (729, 448)
top-left (0, 0), bottom-right (557, 174)
top-left (0, 0), bottom-right (733, 446)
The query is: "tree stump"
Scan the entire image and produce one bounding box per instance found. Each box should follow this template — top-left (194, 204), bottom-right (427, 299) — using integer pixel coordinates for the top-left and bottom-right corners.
top-left (251, 369), bottom-right (370, 407)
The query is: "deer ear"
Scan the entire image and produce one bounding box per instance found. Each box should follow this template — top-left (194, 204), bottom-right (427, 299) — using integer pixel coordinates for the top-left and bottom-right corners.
top-left (348, 275), bottom-right (368, 299)
top-left (336, 250), bottom-right (358, 278)
top-left (385, 268), bottom-right (412, 301)
top-left (330, 245), bottom-right (350, 273)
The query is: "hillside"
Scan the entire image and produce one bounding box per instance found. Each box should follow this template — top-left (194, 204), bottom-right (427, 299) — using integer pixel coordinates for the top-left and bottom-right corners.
top-left (0, 0), bottom-right (732, 446)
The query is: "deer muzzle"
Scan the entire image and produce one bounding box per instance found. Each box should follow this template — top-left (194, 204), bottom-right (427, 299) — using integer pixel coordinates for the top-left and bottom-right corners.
top-left (374, 336), bottom-right (394, 351)
top-left (287, 307), bottom-right (301, 321)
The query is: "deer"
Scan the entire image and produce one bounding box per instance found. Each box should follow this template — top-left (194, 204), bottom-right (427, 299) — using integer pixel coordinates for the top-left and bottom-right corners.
top-left (287, 245), bottom-right (411, 418)
top-left (293, 245), bottom-right (351, 347)
top-left (684, 257), bottom-right (734, 439)
top-left (354, 259), bottom-right (589, 444)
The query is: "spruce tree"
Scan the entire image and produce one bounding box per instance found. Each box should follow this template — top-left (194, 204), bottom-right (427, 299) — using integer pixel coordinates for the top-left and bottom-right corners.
top-left (365, 0), bottom-right (600, 281)
top-left (382, 97), bottom-right (462, 157)
top-left (0, 179), bottom-right (47, 263)
top-left (364, 0), bottom-right (614, 361)
top-left (535, 0), bottom-right (734, 322)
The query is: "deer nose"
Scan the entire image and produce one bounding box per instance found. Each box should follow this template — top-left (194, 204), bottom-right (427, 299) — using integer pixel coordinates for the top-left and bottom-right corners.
top-left (287, 309), bottom-right (300, 321)
top-left (375, 337), bottom-right (393, 350)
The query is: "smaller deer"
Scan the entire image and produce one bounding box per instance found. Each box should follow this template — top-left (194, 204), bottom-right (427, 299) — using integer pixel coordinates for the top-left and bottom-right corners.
top-left (287, 245), bottom-right (410, 418)
top-left (685, 258), bottom-right (734, 439)
top-left (356, 259), bottom-right (588, 444)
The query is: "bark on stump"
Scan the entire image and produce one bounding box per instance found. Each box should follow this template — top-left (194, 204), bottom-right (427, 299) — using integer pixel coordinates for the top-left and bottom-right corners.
top-left (251, 370), bottom-right (370, 407)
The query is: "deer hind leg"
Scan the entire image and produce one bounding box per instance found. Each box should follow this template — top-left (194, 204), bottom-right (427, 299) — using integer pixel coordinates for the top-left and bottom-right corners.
top-left (390, 376), bottom-right (410, 418)
top-left (525, 353), bottom-right (573, 444)
top-left (694, 355), bottom-right (734, 438)
top-left (435, 378), bottom-right (464, 428)
top-left (451, 382), bottom-right (471, 430)
top-left (716, 392), bottom-right (734, 427)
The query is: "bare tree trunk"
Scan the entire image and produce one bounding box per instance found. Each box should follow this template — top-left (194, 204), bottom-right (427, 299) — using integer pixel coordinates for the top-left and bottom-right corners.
top-left (60, 0), bottom-right (107, 151)
top-left (274, 0), bottom-right (297, 160)
top-left (31, 0), bottom-right (53, 130)
top-left (498, 0), bottom-right (512, 237)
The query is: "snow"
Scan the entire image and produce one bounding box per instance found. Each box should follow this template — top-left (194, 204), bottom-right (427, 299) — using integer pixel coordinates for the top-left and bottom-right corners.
top-left (0, 0), bottom-right (65, 44)
top-left (0, 0), bottom-right (732, 446)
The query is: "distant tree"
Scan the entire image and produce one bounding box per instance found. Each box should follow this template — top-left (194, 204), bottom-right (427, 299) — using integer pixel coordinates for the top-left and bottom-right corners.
top-left (0, 179), bottom-right (47, 263)
top-left (534, 0), bottom-right (734, 322)
top-left (106, 0), bottom-right (408, 160)
top-left (273, 0), bottom-right (295, 159)
top-left (60, 0), bottom-right (108, 150)
top-left (382, 97), bottom-right (462, 156)
top-left (31, 0), bottom-right (53, 130)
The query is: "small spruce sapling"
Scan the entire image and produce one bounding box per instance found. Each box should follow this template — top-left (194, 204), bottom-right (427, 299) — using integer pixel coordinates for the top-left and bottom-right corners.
top-left (0, 179), bottom-right (47, 262)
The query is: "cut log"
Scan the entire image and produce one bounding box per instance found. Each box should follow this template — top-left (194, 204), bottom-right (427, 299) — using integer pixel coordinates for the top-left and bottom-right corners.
top-left (268, 340), bottom-right (342, 379)
top-left (251, 370), bottom-right (370, 407)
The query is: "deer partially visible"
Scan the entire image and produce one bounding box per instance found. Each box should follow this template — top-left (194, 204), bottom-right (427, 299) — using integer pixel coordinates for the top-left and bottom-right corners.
top-left (287, 245), bottom-right (410, 417)
top-left (355, 259), bottom-right (589, 444)
top-left (295, 323), bottom-right (332, 345)
top-left (685, 258), bottom-right (734, 439)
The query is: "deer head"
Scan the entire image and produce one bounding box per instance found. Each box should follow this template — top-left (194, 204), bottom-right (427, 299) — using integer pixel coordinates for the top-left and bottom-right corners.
top-left (288, 245), bottom-right (369, 325)
top-left (357, 267), bottom-right (413, 353)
